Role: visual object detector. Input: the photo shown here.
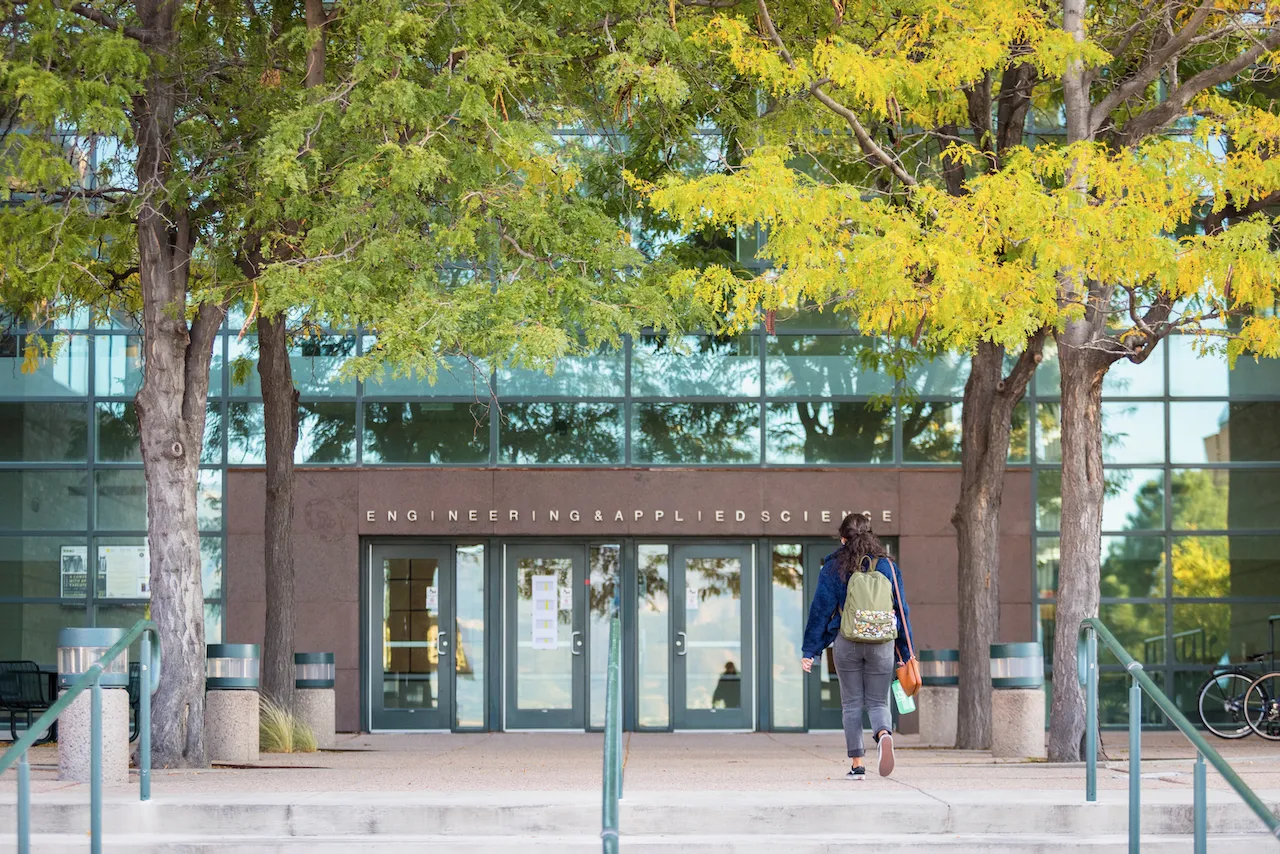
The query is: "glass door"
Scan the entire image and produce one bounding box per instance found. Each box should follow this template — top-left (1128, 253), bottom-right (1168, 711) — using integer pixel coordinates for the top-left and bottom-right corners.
top-left (672, 543), bottom-right (754, 730)
top-left (505, 544), bottom-right (587, 729)
top-left (370, 544), bottom-right (453, 730)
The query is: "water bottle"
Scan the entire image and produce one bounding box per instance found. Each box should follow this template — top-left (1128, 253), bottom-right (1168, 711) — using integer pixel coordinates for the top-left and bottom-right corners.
top-left (891, 679), bottom-right (916, 715)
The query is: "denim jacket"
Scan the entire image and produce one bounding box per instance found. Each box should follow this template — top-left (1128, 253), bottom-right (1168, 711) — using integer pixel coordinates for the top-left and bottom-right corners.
top-left (801, 552), bottom-right (914, 665)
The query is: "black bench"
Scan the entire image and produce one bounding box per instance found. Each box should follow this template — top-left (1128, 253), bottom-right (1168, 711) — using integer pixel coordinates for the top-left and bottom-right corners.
top-left (0, 661), bottom-right (57, 745)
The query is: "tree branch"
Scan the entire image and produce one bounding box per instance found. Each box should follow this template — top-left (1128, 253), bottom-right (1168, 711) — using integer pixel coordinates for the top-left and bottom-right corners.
top-left (1089, 0), bottom-right (1219, 135)
top-left (68, 3), bottom-right (154, 42)
top-left (1113, 26), bottom-right (1280, 145)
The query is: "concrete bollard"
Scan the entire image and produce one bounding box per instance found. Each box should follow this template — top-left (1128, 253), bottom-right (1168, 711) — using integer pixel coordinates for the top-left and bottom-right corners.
top-left (57, 688), bottom-right (129, 783)
top-left (55, 627), bottom-right (131, 783)
top-left (989, 643), bottom-right (1047, 759)
top-left (205, 644), bottom-right (261, 764)
top-left (294, 653), bottom-right (336, 749)
top-left (917, 649), bottom-right (960, 747)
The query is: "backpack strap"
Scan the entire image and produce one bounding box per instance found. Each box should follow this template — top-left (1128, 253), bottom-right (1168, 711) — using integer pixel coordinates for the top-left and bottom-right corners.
top-left (885, 558), bottom-right (915, 667)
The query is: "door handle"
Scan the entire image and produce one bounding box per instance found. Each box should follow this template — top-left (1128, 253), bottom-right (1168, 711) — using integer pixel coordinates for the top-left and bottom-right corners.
top-left (676, 631), bottom-right (688, 656)
top-left (437, 631), bottom-right (449, 653)
top-left (571, 631), bottom-right (584, 655)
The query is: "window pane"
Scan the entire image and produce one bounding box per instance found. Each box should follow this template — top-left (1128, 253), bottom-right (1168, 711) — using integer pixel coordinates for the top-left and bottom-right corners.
top-left (902, 401), bottom-right (961, 463)
top-left (0, 603), bottom-right (81, 662)
top-left (455, 544), bottom-right (486, 728)
top-left (766, 402), bottom-right (893, 464)
top-left (500, 403), bottom-right (623, 465)
top-left (94, 334), bottom-right (143, 397)
top-left (1103, 469), bottom-right (1165, 532)
top-left (203, 401), bottom-right (224, 464)
top-left (229, 335), bottom-right (356, 397)
top-left (637, 544), bottom-right (670, 728)
top-left (1173, 535), bottom-right (1280, 599)
top-left (201, 536), bottom-right (223, 599)
top-left (1036, 402), bottom-right (1164, 464)
top-left (0, 334), bottom-right (88, 398)
top-left (1170, 468), bottom-right (1227, 531)
top-left (1101, 536), bottom-right (1165, 598)
top-left (1170, 402), bottom-right (1280, 463)
top-left (198, 469), bottom-right (222, 531)
top-left (631, 403), bottom-right (760, 464)
top-left (1169, 336), bottom-right (1227, 397)
top-left (1172, 602), bottom-right (1279, 664)
top-left (1036, 537), bottom-right (1059, 598)
top-left (363, 402), bottom-right (489, 464)
top-left (906, 351), bottom-right (968, 397)
top-left (96, 402), bottom-right (141, 462)
top-left (1102, 353), bottom-right (1164, 397)
top-left (205, 602), bottom-right (223, 644)
top-left (95, 470), bottom-right (147, 531)
top-left (1098, 669), bottom-right (1167, 726)
top-left (500, 353), bottom-right (624, 397)
top-left (631, 334), bottom-right (760, 398)
top-left (1036, 470), bottom-right (1062, 532)
top-left (589, 544), bottom-right (622, 728)
top-left (0, 470), bottom-right (88, 531)
top-left (361, 347), bottom-right (490, 398)
top-left (771, 544), bottom-right (804, 728)
top-left (1231, 354), bottom-right (1280, 397)
top-left (0, 537), bottom-right (88, 599)
top-left (1098, 603), bottom-right (1165, 665)
top-left (298, 402), bottom-right (356, 464)
top-left (765, 335), bottom-right (892, 397)
top-left (0, 402), bottom-right (87, 462)
top-left (1009, 401), bottom-right (1030, 464)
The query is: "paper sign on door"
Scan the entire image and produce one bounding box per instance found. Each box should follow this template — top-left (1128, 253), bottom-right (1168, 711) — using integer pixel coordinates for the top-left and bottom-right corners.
top-left (559, 587), bottom-right (574, 611)
top-left (686, 587), bottom-right (700, 611)
top-left (531, 574), bottom-right (559, 650)
top-left (425, 586), bottom-right (438, 610)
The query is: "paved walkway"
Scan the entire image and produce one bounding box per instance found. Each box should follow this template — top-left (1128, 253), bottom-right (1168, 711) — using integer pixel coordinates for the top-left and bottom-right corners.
top-left (3, 731), bottom-right (1278, 797)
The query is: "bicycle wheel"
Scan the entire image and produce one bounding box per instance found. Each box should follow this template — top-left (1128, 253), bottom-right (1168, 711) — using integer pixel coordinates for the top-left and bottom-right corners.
top-left (1244, 673), bottom-right (1280, 741)
top-left (1198, 671), bottom-right (1257, 739)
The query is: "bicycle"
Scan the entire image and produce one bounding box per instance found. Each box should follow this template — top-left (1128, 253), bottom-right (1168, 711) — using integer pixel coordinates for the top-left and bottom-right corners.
top-left (1197, 655), bottom-right (1272, 739)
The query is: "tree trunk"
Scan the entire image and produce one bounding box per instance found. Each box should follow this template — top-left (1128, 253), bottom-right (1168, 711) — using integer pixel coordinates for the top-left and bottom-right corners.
top-left (258, 314), bottom-right (300, 705)
top-left (952, 336), bottom-right (1043, 749)
top-left (1047, 325), bottom-right (1107, 762)
top-left (132, 0), bottom-right (223, 769)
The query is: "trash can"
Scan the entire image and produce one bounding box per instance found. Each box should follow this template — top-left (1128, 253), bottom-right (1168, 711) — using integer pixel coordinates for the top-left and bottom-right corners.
top-left (294, 652), bottom-right (335, 749)
top-left (205, 644), bottom-right (260, 763)
top-left (989, 642), bottom-right (1046, 759)
top-left (917, 649), bottom-right (959, 747)
top-left (56, 628), bottom-right (130, 783)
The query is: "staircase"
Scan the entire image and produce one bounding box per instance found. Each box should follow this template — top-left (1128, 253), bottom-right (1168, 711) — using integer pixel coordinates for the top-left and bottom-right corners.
top-left (3, 788), bottom-right (1278, 852)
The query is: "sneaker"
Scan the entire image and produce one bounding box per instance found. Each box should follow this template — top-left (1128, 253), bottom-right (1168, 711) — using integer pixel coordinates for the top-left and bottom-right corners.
top-left (877, 733), bottom-right (895, 777)
top-left (845, 765), bottom-right (866, 780)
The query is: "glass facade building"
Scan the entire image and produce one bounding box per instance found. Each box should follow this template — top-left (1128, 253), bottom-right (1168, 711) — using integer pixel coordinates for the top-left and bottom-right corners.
top-left (3, 309), bottom-right (1279, 731)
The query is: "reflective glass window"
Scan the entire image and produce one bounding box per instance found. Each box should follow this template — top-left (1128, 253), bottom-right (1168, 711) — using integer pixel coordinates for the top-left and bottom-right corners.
top-left (631, 334), bottom-right (760, 398)
top-left (455, 544), bottom-right (486, 728)
top-left (360, 345), bottom-right (490, 398)
top-left (0, 470), bottom-right (88, 531)
top-left (771, 544), bottom-right (804, 728)
top-left (1036, 469), bottom-right (1165, 533)
top-left (95, 470), bottom-right (147, 531)
top-left (636, 544), bottom-right (670, 728)
top-left (1099, 603), bottom-right (1165, 665)
top-left (0, 603), bottom-right (78, 663)
top-left (1172, 535), bottom-right (1280, 599)
top-left (198, 469), bottom-right (222, 532)
top-left (0, 536), bottom-right (88, 599)
top-left (772, 305), bottom-right (856, 331)
top-left (906, 351), bottom-right (968, 397)
top-left (1170, 402), bottom-right (1280, 463)
top-left (1038, 339), bottom-right (1164, 398)
top-left (96, 402), bottom-right (141, 462)
top-left (362, 401), bottom-right (490, 464)
top-left (1230, 354), bottom-right (1280, 397)
top-left (297, 402), bottom-right (356, 464)
top-left (766, 402), bottom-right (893, 464)
top-left (229, 334), bottom-right (356, 397)
top-left (1036, 402), bottom-right (1164, 464)
top-left (765, 335), bottom-right (892, 397)
top-left (1171, 468), bottom-right (1280, 532)
top-left (0, 334), bottom-right (88, 398)
top-left (1008, 401), bottom-right (1030, 464)
top-left (1172, 602), bottom-right (1278, 664)
top-left (94, 334), bottom-right (143, 397)
top-left (631, 403), bottom-right (760, 464)
top-left (500, 352), bottom-right (624, 397)
top-left (1101, 536), bottom-right (1165, 598)
top-left (902, 401), bottom-right (961, 463)
top-left (589, 544), bottom-right (622, 729)
top-left (1169, 336), bottom-right (1227, 396)
top-left (500, 403), bottom-right (623, 465)
top-left (1035, 538), bottom-right (1059, 599)
top-left (0, 402), bottom-right (87, 462)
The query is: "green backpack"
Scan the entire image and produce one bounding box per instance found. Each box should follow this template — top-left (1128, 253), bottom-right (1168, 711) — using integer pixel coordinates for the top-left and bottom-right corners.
top-left (839, 555), bottom-right (898, 643)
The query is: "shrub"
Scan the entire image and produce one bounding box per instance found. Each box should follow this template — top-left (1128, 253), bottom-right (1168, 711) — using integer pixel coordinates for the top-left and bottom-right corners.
top-left (259, 696), bottom-right (317, 754)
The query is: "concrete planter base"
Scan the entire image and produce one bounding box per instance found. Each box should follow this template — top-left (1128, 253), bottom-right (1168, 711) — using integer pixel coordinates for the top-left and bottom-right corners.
top-left (917, 685), bottom-right (958, 748)
top-left (991, 687), bottom-right (1047, 759)
top-left (295, 688), bottom-right (335, 749)
top-left (57, 688), bottom-right (129, 783)
top-left (205, 689), bottom-right (260, 764)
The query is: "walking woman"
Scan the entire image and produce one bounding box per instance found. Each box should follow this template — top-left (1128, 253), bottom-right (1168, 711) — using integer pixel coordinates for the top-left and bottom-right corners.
top-left (801, 513), bottom-right (914, 779)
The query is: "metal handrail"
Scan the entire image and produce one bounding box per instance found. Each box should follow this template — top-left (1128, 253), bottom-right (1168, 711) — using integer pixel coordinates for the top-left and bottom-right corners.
top-left (1078, 618), bottom-right (1280, 852)
top-left (0, 619), bottom-right (161, 854)
top-left (601, 610), bottom-right (622, 853)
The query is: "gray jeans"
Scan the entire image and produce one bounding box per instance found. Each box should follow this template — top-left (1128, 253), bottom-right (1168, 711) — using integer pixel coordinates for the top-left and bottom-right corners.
top-left (832, 635), bottom-right (895, 758)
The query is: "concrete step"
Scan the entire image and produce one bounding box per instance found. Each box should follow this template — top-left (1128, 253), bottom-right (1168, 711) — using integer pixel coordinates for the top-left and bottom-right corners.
top-left (4, 791), bottom-right (1278, 838)
top-left (2, 832), bottom-right (1276, 853)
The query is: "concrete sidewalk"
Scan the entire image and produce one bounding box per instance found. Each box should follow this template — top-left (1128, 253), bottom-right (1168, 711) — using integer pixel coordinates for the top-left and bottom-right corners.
top-left (3, 731), bottom-right (1278, 797)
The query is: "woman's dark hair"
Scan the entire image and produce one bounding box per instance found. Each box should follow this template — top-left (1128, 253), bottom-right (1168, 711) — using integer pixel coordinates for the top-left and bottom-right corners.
top-left (836, 513), bottom-right (890, 581)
